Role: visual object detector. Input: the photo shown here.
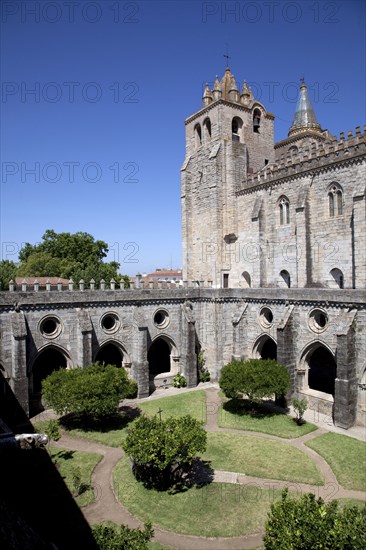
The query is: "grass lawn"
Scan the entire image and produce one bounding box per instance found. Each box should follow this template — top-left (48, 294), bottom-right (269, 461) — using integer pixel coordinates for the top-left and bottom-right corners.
top-left (137, 390), bottom-right (207, 422)
top-left (50, 447), bottom-right (102, 507)
top-left (336, 498), bottom-right (366, 509)
top-left (306, 432), bottom-right (366, 491)
top-left (218, 398), bottom-right (318, 438)
top-left (113, 456), bottom-right (282, 537)
top-left (34, 391), bottom-right (207, 448)
top-left (204, 432), bottom-right (324, 485)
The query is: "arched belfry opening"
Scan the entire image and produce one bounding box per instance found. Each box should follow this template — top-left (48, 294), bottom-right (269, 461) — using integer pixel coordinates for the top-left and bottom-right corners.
top-left (254, 335), bottom-right (277, 360)
top-left (253, 108), bottom-right (261, 133)
top-left (308, 345), bottom-right (337, 396)
top-left (30, 347), bottom-right (68, 416)
top-left (95, 343), bottom-right (124, 367)
top-left (148, 338), bottom-right (171, 376)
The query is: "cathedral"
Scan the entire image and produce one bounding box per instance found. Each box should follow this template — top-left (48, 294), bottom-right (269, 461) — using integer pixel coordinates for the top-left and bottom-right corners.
top-left (0, 68), bottom-right (365, 430)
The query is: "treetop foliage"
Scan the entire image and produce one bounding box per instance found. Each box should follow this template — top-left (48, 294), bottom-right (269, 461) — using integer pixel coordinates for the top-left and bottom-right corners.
top-left (42, 362), bottom-right (135, 421)
top-left (219, 359), bottom-right (290, 401)
top-left (0, 229), bottom-right (129, 287)
top-left (92, 522), bottom-right (153, 550)
top-left (123, 414), bottom-right (207, 489)
top-left (264, 488), bottom-right (366, 549)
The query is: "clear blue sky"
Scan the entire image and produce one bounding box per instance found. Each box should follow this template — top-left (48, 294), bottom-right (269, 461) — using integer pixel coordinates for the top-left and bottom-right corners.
top-left (1, 0), bottom-right (365, 275)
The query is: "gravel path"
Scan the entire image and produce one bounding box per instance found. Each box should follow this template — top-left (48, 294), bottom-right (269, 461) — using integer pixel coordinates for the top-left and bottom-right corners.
top-left (51, 386), bottom-right (366, 549)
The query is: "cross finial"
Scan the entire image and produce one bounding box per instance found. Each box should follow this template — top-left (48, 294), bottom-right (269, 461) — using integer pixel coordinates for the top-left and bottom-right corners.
top-left (300, 75), bottom-right (305, 85)
top-left (156, 407), bottom-right (163, 421)
top-left (224, 43), bottom-right (231, 68)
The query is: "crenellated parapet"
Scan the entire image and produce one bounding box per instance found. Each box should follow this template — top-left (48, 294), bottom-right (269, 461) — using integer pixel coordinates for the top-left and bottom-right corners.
top-left (2, 277), bottom-right (216, 293)
top-left (238, 125), bottom-right (366, 193)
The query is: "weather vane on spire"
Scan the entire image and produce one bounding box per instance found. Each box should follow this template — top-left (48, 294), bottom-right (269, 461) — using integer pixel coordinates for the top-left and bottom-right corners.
top-left (300, 75), bottom-right (305, 85)
top-left (224, 43), bottom-right (231, 68)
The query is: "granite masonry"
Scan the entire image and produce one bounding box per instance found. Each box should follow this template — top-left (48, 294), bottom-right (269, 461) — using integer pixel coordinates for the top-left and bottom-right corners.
top-left (1, 69), bottom-right (365, 429)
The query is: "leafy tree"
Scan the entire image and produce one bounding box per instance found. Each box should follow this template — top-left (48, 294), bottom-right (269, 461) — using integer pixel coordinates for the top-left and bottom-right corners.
top-left (18, 229), bottom-right (130, 286)
top-left (42, 363), bottom-right (136, 422)
top-left (0, 260), bottom-right (18, 290)
top-left (219, 359), bottom-right (290, 402)
top-left (292, 397), bottom-right (308, 425)
top-left (123, 415), bottom-right (207, 490)
top-left (43, 419), bottom-right (60, 454)
top-left (264, 488), bottom-right (366, 549)
top-left (92, 522), bottom-right (153, 550)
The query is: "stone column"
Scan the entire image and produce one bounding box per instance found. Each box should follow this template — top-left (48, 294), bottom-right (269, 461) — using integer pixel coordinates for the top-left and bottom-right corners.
top-left (11, 311), bottom-right (29, 416)
top-left (77, 310), bottom-right (93, 367)
top-left (133, 326), bottom-right (149, 398)
top-left (334, 326), bottom-right (357, 428)
top-left (232, 303), bottom-right (248, 360)
top-left (352, 187), bottom-right (366, 288)
top-left (276, 305), bottom-right (296, 403)
top-left (180, 302), bottom-right (197, 387)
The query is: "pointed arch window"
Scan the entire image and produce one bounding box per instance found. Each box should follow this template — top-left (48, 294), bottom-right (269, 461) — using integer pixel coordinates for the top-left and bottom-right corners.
top-left (232, 117), bottom-right (243, 142)
top-left (194, 123), bottom-right (202, 149)
top-left (253, 108), bottom-right (261, 133)
top-left (328, 183), bottom-right (343, 217)
top-left (203, 117), bottom-right (211, 141)
top-left (279, 196), bottom-right (290, 225)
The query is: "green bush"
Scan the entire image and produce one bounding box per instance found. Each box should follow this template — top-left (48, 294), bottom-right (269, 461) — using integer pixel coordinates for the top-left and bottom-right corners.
top-left (219, 359), bottom-right (290, 402)
top-left (42, 362), bottom-right (136, 421)
top-left (197, 349), bottom-right (211, 382)
top-left (292, 397), bottom-right (308, 425)
top-left (123, 415), bottom-right (207, 490)
top-left (92, 522), bottom-right (153, 550)
top-left (264, 489), bottom-right (366, 549)
top-left (173, 372), bottom-right (187, 388)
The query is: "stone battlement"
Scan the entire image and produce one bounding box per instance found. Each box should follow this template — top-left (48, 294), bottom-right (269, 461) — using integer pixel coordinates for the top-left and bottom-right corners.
top-left (239, 125), bottom-right (366, 193)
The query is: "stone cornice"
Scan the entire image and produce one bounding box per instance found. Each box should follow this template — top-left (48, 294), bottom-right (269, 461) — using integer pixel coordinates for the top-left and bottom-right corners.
top-left (1, 288), bottom-right (365, 313)
top-left (185, 99), bottom-right (274, 125)
top-left (236, 150), bottom-right (366, 196)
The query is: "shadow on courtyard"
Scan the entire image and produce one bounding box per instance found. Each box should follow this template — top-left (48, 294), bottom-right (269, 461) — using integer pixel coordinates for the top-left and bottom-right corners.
top-left (223, 398), bottom-right (289, 419)
top-left (59, 405), bottom-right (141, 432)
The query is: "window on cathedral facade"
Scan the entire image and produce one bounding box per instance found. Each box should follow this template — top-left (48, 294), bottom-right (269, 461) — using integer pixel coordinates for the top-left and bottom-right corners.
top-left (203, 118), bottom-right (211, 141)
top-left (194, 124), bottom-right (202, 148)
top-left (253, 109), bottom-right (261, 133)
top-left (328, 184), bottom-right (343, 217)
top-left (280, 270), bottom-right (291, 288)
top-left (279, 196), bottom-right (290, 225)
top-left (232, 117), bottom-right (243, 142)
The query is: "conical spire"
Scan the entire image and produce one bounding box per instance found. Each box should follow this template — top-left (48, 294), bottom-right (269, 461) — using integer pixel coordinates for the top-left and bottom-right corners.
top-left (212, 75), bottom-right (222, 101)
top-left (288, 79), bottom-right (321, 136)
top-left (202, 83), bottom-right (213, 107)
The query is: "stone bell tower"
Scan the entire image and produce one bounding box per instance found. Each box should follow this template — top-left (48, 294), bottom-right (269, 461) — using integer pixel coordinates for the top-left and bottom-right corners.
top-left (181, 67), bottom-right (275, 287)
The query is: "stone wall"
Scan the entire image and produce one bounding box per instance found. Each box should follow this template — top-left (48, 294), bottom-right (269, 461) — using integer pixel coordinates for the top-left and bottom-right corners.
top-left (1, 288), bottom-right (365, 428)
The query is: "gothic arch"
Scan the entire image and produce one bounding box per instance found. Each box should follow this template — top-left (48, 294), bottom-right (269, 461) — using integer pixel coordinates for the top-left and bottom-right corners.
top-left (203, 117), bottom-right (211, 141)
top-left (241, 271), bottom-right (251, 288)
top-left (253, 335), bottom-right (277, 360)
top-left (232, 116), bottom-right (243, 142)
top-left (148, 335), bottom-right (179, 377)
top-left (253, 108), bottom-right (261, 133)
top-left (299, 342), bottom-right (337, 396)
top-left (29, 344), bottom-right (70, 416)
top-left (327, 182), bottom-right (343, 217)
top-left (277, 195), bottom-right (290, 225)
top-left (330, 268), bottom-right (344, 289)
top-left (94, 340), bottom-right (131, 367)
top-left (279, 269), bottom-right (291, 288)
top-left (194, 123), bottom-right (202, 148)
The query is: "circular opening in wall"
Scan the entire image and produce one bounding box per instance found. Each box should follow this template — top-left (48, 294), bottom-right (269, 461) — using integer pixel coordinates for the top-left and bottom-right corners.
top-left (101, 313), bottom-right (120, 334)
top-left (153, 309), bottom-right (169, 329)
top-left (259, 307), bottom-right (273, 328)
top-left (309, 309), bottom-right (328, 332)
top-left (40, 316), bottom-right (61, 338)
